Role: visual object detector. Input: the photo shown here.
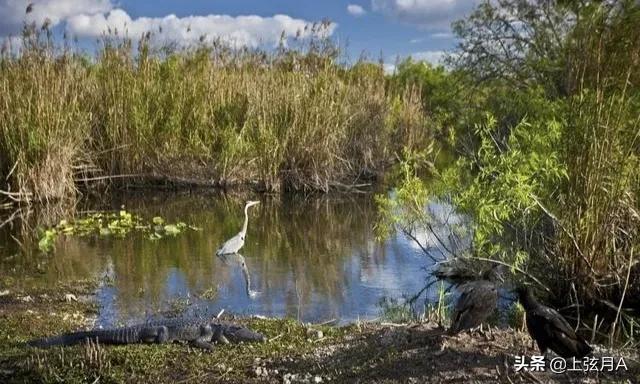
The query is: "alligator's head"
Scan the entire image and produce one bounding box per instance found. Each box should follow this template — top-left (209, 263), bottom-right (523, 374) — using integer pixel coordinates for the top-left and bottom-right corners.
top-left (221, 324), bottom-right (267, 343)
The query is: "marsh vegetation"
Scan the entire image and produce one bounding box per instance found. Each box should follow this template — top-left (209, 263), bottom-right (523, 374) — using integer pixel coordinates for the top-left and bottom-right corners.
top-left (377, 0), bottom-right (640, 347)
top-left (0, 21), bottom-right (429, 201)
top-left (0, 0), bottom-right (639, 382)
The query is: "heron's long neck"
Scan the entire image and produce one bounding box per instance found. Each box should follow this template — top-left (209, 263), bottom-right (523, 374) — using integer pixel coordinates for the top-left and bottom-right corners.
top-left (241, 205), bottom-right (250, 235)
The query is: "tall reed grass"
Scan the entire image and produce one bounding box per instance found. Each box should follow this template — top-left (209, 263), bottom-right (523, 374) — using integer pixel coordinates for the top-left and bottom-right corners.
top-left (0, 24), bottom-right (430, 202)
top-left (549, 2), bottom-right (640, 327)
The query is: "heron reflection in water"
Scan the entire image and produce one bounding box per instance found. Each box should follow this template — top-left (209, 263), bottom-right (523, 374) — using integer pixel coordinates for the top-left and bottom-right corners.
top-left (217, 253), bottom-right (261, 298)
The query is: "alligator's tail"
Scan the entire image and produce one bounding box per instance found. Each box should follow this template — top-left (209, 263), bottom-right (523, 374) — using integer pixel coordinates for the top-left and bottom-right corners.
top-left (28, 330), bottom-right (102, 348)
top-left (28, 327), bottom-right (142, 348)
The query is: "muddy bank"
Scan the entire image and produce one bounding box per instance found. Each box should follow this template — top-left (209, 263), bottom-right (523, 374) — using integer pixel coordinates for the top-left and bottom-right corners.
top-left (0, 283), bottom-right (638, 384)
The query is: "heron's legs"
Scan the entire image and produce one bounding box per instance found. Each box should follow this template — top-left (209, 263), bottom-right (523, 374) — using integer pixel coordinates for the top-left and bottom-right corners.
top-left (217, 253), bottom-right (230, 264)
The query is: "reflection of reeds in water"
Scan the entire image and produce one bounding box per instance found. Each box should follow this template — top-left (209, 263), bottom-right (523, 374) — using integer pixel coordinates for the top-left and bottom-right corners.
top-left (245, 198), bottom-right (374, 318)
top-left (13, 193), bottom-right (379, 318)
top-left (1, 192), bottom-right (391, 320)
top-left (0, 202), bottom-right (101, 286)
top-left (120, 194), bottom-right (375, 318)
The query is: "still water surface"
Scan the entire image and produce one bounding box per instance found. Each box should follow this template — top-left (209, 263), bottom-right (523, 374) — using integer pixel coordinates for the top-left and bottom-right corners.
top-left (0, 192), bottom-right (463, 327)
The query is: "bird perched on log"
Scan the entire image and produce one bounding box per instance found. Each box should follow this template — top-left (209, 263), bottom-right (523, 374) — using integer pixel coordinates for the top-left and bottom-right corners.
top-left (448, 264), bottom-right (505, 335)
top-left (516, 286), bottom-right (592, 358)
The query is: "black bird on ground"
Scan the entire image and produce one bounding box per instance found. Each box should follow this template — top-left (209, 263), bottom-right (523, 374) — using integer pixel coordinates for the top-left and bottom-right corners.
top-left (448, 264), bottom-right (505, 335)
top-left (516, 286), bottom-right (592, 358)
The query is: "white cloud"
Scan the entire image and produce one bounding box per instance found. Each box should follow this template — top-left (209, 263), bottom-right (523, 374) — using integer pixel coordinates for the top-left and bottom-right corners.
top-left (383, 63), bottom-right (396, 75)
top-left (0, 1), bottom-right (336, 49)
top-left (347, 4), bottom-right (367, 17)
top-left (67, 10), bottom-right (335, 48)
top-left (0, 0), bottom-right (113, 35)
top-left (409, 38), bottom-right (423, 44)
top-left (431, 31), bottom-right (453, 39)
top-left (412, 50), bottom-right (445, 64)
top-left (371, 0), bottom-right (478, 29)
top-left (1, 35), bottom-right (22, 55)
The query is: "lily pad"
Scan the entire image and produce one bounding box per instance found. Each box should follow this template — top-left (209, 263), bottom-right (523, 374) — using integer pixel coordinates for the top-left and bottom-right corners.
top-left (163, 224), bottom-right (181, 236)
top-left (38, 229), bottom-right (58, 253)
top-left (37, 210), bottom-right (199, 253)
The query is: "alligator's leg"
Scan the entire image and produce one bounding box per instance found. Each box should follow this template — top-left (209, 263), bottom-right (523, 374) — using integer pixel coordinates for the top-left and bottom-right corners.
top-left (139, 326), bottom-right (170, 344)
top-left (190, 339), bottom-right (215, 351)
top-left (156, 326), bottom-right (170, 343)
top-left (190, 324), bottom-right (215, 351)
top-left (212, 325), bottom-right (230, 345)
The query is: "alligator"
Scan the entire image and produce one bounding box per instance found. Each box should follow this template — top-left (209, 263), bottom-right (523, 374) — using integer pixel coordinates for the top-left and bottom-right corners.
top-left (27, 318), bottom-right (266, 350)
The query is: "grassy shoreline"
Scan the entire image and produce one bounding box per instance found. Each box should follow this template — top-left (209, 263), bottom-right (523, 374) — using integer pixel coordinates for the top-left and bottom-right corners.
top-left (0, 279), bottom-right (638, 383)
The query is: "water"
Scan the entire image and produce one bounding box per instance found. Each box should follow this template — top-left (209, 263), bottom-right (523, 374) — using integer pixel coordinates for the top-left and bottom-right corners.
top-left (0, 192), bottom-right (466, 327)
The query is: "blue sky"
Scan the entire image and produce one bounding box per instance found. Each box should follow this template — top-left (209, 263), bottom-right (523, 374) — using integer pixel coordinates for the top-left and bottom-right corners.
top-left (1, 1), bottom-right (479, 68)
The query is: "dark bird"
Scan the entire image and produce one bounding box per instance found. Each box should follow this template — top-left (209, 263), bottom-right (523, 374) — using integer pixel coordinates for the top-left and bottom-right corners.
top-left (26, 3), bottom-right (34, 14)
top-left (516, 286), bottom-right (592, 358)
top-left (434, 258), bottom-right (503, 287)
top-left (449, 264), bottom-right (505, 334)
top-left (434, 258), bottom-right (478, 285)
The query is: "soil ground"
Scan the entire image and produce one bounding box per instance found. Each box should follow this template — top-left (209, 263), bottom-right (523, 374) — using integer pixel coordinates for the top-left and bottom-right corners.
top-left (0, 282), bottom-right (637, 384)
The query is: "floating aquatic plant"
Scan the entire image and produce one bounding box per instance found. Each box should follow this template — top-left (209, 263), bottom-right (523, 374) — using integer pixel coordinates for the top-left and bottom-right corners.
top-left (38, 210), bottom-right (201, 253)
top-left (37, 228), bottom-right (58, 253)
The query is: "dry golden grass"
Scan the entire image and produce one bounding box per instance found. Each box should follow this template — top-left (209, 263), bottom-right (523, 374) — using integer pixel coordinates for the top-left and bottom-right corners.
top-left (0, 27), bottom-right (431, 201)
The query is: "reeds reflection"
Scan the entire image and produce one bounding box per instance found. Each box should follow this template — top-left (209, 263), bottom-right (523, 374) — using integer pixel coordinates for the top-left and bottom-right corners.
top-left (0, 192), bottom-right (439, 325)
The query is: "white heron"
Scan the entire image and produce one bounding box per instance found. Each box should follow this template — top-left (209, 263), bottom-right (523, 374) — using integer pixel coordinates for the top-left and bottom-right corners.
top-left (215, 200), bottom-right (260, 256)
